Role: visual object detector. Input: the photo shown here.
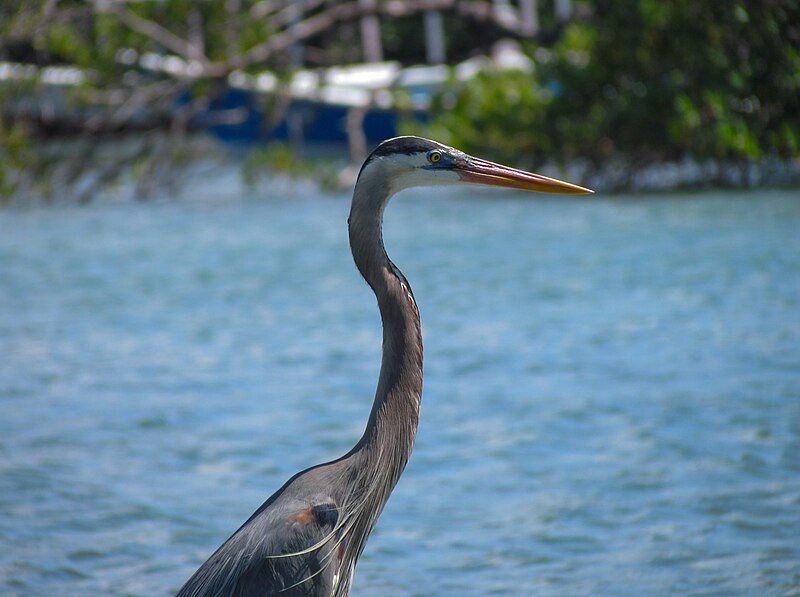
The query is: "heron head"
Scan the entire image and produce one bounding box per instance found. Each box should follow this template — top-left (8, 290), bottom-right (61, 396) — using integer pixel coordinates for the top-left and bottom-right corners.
top-left (357, 136), bottom-right (593, 196)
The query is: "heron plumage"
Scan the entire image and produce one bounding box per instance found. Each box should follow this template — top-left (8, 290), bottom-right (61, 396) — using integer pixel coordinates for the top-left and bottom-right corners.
top-left (176, 137), bottom-right (590, 596)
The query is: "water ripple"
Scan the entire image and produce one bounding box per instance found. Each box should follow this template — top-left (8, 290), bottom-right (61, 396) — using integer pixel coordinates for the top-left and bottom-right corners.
top-left (1, 190), bottom-right (799, 595)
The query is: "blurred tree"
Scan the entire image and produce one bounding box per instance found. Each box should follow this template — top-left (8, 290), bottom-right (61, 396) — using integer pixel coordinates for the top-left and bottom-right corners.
top-left (0, 0), bottom-right (544, 200)
top-left (421, 0), bottom-right (800, 171)
top-left (3, 1), bottom-right (797, 199)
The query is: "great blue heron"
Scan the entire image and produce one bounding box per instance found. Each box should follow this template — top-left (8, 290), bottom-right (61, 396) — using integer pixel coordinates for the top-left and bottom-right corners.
top-left (176, 136), bottom-right (592, 597)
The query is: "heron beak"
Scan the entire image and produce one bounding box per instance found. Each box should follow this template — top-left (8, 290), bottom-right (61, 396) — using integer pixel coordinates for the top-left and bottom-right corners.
top-left (455, 157), bottom-right (593, 195)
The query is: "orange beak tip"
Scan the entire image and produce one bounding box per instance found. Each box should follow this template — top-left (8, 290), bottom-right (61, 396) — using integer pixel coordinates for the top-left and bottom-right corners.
top-left (457, 159), bottom-right (594, 196)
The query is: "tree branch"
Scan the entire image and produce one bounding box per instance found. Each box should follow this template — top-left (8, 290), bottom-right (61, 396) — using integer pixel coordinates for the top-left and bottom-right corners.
top-left (96, 0), bottom-right (534, 79)
top-left (83, 78), bottom-right (183, 131)
top-left (214, 0), bottom-right (532, 76)
top-left (95, 0), bottom-right (210, 65)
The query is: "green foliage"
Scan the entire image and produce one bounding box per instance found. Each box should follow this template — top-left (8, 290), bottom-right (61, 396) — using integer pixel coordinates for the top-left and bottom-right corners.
top-left (241, 143), bottom-right (340, 191)
top-left (416, 1), bottom-right (800, 166)
top-left (2, 0), bottom-right (799, 199)
top-left (241, 143), bottom-right (312, 185)
top-left (0, 0), bottom-right (364, 199)
top-left (415, 70), bottom-right (554, 167)
top-left (0, 120), bottom-right (35, 200)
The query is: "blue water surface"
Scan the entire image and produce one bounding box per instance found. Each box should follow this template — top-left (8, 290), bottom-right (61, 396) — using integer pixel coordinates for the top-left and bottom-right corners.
top-left (1, 187), bottom-right (799, 596)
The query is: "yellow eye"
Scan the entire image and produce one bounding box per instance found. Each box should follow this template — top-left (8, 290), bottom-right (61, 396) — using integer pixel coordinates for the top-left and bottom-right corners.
top-left (428, 151), bottom-right (442, 163)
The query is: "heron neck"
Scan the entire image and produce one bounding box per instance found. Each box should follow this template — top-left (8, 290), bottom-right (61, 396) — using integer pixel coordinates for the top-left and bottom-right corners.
top-left (348, 182), bottom-right (423, 486)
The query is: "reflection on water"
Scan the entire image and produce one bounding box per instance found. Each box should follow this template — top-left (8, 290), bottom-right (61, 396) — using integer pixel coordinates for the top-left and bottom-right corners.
top-left (1, 187), bottom-right (799, 596)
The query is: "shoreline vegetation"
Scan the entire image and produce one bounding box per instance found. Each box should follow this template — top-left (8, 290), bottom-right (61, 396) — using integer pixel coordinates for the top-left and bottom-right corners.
top-left (1, 1), bottom-right (798, 203)
top-left (556, 154), bottom-right (800, 193)
top-left (2, 132), bottom-right (799, 206)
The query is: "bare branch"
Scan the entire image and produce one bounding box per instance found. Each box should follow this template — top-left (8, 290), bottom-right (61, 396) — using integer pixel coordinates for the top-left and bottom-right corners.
top-left (187, 8), bottom-right (206, 59)
top-left (91, 0), bottom-right (534, 80)
top-left (270, 0), bottom-right (328, 29)
top-left (215, 0), bottom-right (531, 75)
top-left (95, 0), bottom-right (210, 65)
top-left (250, 0), bottom-right (287, 21)
top-left (34, 0), bottom-right (61, 39)
top-left (83, 78), bottom-right (183, 131)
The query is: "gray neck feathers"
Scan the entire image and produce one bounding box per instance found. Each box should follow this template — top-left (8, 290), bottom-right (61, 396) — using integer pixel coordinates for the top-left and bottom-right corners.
top-left (323, 161), bottom-right (423, 594)
top-left (347, 165), bottom-right (423, 493)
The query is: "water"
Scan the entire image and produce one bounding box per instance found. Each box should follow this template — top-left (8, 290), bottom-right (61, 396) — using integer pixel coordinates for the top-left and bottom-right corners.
top-left (1, 187), bottom-right (799, 596)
